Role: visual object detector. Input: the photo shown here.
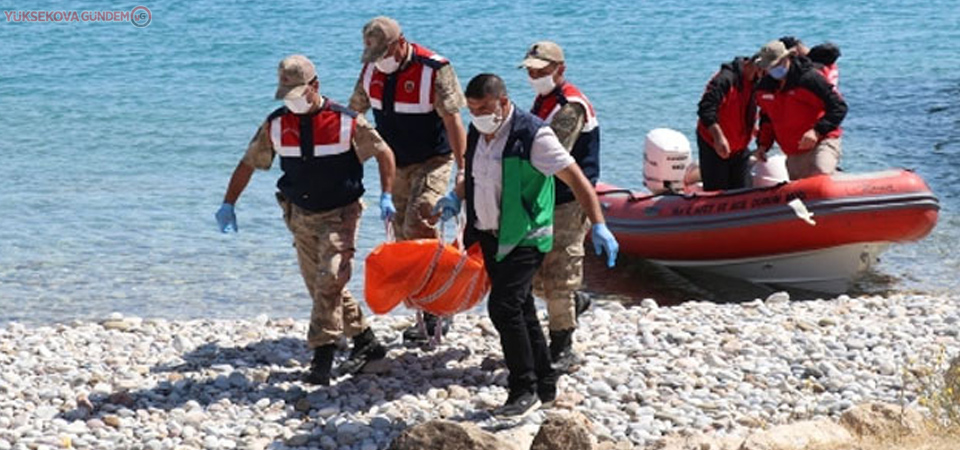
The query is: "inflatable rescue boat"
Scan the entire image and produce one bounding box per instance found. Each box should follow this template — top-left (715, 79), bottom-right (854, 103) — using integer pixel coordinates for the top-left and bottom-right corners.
top-left (597, 129), bottom-right (940, 293)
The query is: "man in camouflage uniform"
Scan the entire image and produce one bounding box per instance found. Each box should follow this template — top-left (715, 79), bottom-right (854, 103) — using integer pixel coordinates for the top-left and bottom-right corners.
top-left (350, 16), bottom-right (468, 342)
top-left (215, 55), bottom-right (396, 385)
top-left (522, 41), bottom-right (603, 372)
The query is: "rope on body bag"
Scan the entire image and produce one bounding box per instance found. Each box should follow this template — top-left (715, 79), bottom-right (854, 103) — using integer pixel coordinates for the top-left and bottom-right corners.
top-left (401, 214), bottom-right (470, 346)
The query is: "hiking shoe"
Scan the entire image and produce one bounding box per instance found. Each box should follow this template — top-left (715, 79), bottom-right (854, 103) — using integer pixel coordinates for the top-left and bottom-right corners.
top-left (574, 291), bottom-right (592, 320)
top-left (493, 390), bottom-right (541, 419)
top-left (339, 328), bottom-right (386, 375)
top-left (551, 349), bottom-right (582, 374)
top-left (402, 312), bottom-right (451, 343)
top-left (303, 344), bottom-right (335, 386)
top-left (549, 329), bottom-right (581, 374)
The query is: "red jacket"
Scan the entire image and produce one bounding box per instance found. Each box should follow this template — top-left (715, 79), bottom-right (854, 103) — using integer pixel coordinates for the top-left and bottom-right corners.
top-left (696, 57), bottom-right (757, 153)
top-left (756, 56), bottom-right (847, 155)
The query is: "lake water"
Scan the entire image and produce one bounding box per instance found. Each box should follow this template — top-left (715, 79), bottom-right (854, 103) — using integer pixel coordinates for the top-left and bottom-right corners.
top-left (1, 0), bottom-right (957, 323)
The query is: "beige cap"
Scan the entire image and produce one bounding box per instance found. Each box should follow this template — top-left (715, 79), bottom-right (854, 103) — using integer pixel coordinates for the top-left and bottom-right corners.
top-left (361, 16), bottom-right (402, 63)
top-left (520, 41), bottom-right (565, 69)
top-left (274, 55), bottom-right (316, 100)
top-left (753, 40), bottom-right (791, 69)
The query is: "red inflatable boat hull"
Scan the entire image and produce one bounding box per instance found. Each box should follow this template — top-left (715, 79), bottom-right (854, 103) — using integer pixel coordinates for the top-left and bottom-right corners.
top-left (597, 170), bottom-right (939, 261)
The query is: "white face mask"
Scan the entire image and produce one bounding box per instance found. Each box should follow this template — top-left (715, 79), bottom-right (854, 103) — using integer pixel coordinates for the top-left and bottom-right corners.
top-left (529, 73), bottom-right (556, 96)
top-left (375, 55), bottom-right (400, 74)
top-left (284, 95), bottom-right (312, 114)
top-left (470, 104), bottom-right (503, 135)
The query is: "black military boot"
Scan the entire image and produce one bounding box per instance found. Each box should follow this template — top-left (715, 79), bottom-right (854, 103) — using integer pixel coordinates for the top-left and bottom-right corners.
top-left (549, 329), bottom-right (580, 374)
top-left (303, 344), bottom-right (336, 386)
top-left (574, 291), bottom-right (592, 320)
top-left (402, 312), bottom-right (451, 343)
top-left (339, 327), bottom-right (387, 375)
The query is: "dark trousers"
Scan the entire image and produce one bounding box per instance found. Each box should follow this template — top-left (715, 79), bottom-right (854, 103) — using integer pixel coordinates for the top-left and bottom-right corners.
top-left (477, 232), bottom-right (552, 395)
top-left (697, 133), bottom-right (750, 191)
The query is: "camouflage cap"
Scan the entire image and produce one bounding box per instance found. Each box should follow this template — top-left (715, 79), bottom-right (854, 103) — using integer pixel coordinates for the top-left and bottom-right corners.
top-left (520, 41), bottom-right (565, 69)
top-left (361, 16), bottom-right (401, 63)
top-left (753, 40), bottom-right (791, 69)
top-left (275, 55), bottom-right (316, 100)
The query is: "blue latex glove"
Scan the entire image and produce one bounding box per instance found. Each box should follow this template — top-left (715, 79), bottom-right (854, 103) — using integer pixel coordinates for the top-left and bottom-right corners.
top-left (215, 203), bottom-right (237, 233)
top-left (380, 193), bottom-right (396, 222)
top-left (432, 191), bottom-right (461, 222)
top-left (592, 223), bottom-right (619, 268)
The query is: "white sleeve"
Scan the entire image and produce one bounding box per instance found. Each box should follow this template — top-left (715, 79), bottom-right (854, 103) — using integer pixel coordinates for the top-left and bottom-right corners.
top-left (530, 126), bottom-right (575, 176)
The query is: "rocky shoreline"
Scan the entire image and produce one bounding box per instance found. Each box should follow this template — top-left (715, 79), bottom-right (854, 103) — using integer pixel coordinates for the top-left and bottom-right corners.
top-left (1, 292), bottom-right (957, 450)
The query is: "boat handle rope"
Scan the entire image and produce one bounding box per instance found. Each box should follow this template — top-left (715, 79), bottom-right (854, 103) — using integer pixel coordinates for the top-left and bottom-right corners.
top-left (597, 180), bottom-right (790, 203)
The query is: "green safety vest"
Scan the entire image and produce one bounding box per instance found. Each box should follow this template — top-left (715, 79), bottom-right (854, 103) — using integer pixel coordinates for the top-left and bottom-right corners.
top-left (465, 106), bottom-right (555, 261)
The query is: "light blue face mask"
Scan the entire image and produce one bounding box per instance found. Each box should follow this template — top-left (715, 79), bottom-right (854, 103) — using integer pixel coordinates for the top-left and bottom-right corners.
top-left (769, 64), bottom-right (788, 80)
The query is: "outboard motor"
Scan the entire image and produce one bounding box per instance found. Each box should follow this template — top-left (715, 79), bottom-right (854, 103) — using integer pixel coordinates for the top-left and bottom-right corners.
top-left (643, 128), bottom-right (691, 194)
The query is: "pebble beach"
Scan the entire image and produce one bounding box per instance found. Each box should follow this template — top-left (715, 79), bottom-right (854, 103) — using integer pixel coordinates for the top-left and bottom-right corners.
top-left (3, 1), bottom-right (960, 449)
top-left (2, 292), bottom-right (957, 450)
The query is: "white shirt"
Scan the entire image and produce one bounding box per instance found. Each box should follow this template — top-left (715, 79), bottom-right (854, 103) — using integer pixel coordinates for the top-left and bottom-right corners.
top-left (472, 104), bottom-right (576, 231)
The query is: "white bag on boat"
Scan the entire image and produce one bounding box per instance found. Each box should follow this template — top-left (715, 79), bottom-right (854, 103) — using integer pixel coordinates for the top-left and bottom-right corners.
top-left (750, 154), bottom-right (789, 187)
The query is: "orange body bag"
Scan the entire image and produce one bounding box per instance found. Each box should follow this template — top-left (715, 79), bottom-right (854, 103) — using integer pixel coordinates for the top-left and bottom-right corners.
top-left (364, 239), bottom-right (490, 317)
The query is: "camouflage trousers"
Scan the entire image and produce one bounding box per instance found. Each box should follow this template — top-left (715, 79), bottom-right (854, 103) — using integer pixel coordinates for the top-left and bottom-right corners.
top-left (278, 194), bottom-right (367, 348)
top-left (392, 153), bottom-right (453, 241)
top-left (534, 201), bottom-right (590, 331)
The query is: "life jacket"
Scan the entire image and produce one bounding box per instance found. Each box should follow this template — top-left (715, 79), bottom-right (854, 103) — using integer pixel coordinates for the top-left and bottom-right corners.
top-left (267, 99), bottom-right (364, 212)
top-left (531, 82), bottom-right (601, 204)
top-left (465, 107), bottom-right (555, 261)
top-left (360, 43), bottom-right (451, 167)
top-left (818, 63), bottom-right (839, 88)
top-left (696, 57), bottom-right (757, 153)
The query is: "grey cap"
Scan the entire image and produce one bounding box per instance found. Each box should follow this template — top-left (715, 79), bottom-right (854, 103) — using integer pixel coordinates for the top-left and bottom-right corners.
top-left (753, 40), bottom-right (790, 69)
top-left (361, 16), bottom-right (401, 63)
top-left (520, 41), bottom-right (565, 69)
top-left (275, 54), bottom-right (316, 100)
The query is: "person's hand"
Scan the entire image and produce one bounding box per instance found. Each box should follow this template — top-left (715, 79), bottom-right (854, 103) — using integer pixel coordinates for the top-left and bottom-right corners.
top-left (798, 129), bottom-right (819, 151)
top-left (591, 223), bottom-right (619, 268)
top-left (432, 191), bottom-right (461, 222)
top-left (379, 193), bottom-right (396, 222)
top-left (754, 146), bottom-right (769, 162)
top-left (715, 135), bottom-right (732, 159)
top-left (215, 203), bottom-right (237, 233)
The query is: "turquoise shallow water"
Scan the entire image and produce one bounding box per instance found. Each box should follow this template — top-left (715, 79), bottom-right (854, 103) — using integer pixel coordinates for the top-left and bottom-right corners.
top-left (1, 1), bottom-right (958, 323)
